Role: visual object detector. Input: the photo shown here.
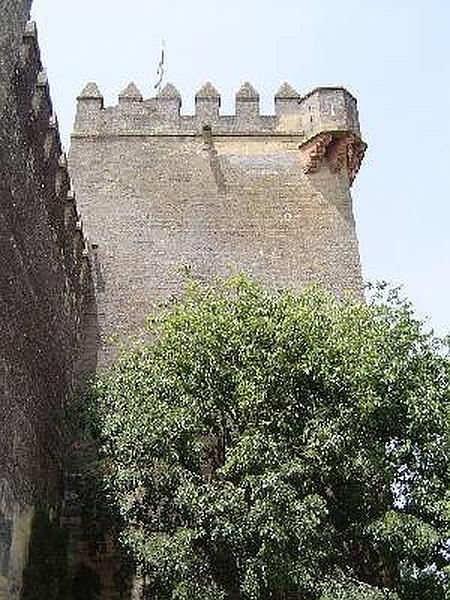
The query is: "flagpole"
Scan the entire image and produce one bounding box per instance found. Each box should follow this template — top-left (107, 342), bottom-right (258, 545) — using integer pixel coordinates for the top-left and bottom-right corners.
top-left (154, 39), bottom-right (166, 92)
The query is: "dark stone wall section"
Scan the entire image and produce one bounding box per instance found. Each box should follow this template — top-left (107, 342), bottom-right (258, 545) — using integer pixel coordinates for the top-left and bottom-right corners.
top-left (0, 3), bottom-right (97, 597)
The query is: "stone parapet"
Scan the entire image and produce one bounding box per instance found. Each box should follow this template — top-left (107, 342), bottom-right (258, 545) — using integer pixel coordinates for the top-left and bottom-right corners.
top-left (73, 81), bottom-right (363, 143)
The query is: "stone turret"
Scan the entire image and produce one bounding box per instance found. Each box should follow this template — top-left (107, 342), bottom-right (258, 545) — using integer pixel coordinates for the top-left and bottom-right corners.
top-left (70, 74), bottom-right (367, 376)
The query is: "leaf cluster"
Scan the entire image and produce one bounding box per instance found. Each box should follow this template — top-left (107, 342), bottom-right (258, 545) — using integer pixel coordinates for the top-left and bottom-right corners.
top-left (88, 275), bottom-right (450, 599)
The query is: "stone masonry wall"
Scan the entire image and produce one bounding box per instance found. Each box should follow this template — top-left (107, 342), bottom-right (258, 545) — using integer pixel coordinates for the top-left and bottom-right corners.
top-left (69, 81), bottom-right (366, 366)
top-left (0, 5), bottom-right (95, 597)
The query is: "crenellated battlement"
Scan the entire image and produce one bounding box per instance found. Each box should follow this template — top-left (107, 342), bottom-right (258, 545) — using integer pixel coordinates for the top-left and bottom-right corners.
top-left (21, 22), bottom-right (91, 286)
top-left (17, 19), bottom-right (94, 353)
top-left (73, 80), bottom-right (362, 141)
top-left (73, 80), bottom-right (366, 188)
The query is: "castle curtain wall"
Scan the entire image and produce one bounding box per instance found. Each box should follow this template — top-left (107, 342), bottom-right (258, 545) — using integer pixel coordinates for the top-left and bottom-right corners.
top-left (0, 4), bottom-right (93, 597)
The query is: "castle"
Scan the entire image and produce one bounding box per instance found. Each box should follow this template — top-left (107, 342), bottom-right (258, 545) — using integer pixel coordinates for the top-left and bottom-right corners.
top-left (0, 2), bottom-right (366, 598)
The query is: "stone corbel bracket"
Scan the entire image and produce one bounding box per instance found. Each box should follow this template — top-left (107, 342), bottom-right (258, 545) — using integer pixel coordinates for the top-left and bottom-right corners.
top-left (300, 131), bottom-right (367, 186)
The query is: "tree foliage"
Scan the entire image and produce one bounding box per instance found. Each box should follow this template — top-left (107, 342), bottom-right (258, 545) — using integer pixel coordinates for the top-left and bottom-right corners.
top-left (88, 275), bottom-right (450, 599)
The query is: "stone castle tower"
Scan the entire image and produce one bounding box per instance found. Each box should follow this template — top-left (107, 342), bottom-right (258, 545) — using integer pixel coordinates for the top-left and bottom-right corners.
top-left (69, 79), bottom-right (366, 364)
top-left (0, 2), bottom-right (366, 597)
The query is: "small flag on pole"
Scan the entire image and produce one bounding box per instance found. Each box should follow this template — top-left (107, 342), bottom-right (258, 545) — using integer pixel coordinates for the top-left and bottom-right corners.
top-left (154, 39), bottom-right (166, 92)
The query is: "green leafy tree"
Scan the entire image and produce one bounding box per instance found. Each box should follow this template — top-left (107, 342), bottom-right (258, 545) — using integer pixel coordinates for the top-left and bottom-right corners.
top-left (88, 275), bottom-right (450, 599)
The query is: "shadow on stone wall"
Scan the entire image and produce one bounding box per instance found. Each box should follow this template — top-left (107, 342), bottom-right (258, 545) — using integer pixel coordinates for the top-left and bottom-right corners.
top-left (21, 510), bottom-right (69, 600)
top-left (62, 284), bottom-right (132, 600)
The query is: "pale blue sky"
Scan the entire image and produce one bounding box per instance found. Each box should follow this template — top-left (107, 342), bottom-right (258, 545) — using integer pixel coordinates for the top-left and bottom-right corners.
top-left (32, 0), bottom-right (450, 336)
